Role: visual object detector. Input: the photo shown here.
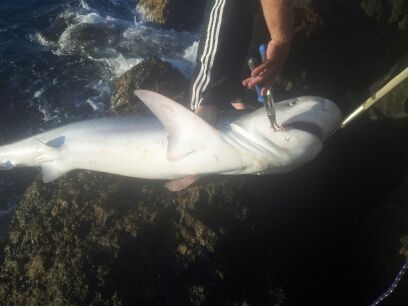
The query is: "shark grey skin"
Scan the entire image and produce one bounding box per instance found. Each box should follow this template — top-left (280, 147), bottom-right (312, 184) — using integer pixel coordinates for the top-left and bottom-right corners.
top-left (0, 90), bottom-right (341, 191)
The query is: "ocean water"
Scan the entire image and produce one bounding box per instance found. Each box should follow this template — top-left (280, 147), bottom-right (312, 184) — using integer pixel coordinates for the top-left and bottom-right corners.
top-left (0, 0), bottom-right (199, 233)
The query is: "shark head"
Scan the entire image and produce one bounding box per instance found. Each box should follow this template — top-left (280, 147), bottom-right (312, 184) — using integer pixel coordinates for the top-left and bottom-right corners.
top-left (229, 96), bottom-right (342, 173)
top-left (276, 96), bottom-right (342, 141)
top-left (233, 96), bottom-right (341, 142)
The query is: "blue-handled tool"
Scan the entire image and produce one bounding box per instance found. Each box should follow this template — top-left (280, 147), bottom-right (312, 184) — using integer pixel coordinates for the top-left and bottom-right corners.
top-left (248, 57), bottom-right (265, 103)
top-left (252, 43), bottom-right (281, 130)
top-left (259, 43), bottom-right (267, 63)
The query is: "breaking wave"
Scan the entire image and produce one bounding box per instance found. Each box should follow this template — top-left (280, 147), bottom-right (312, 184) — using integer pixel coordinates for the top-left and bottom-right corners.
top-left (36, 0), bottom-right (199, 78)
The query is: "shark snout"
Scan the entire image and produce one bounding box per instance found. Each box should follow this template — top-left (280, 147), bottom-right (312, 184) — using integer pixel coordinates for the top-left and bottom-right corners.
top-left (320, 99), bottom-right (342, 139)
top-left (285, 98), bottom-right (342, 141)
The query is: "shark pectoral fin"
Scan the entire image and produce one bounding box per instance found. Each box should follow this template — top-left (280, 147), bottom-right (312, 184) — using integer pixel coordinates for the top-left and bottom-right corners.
top-left (40, 162), bottom-right (68, 183)
top-left (134, 90), bottom-right (222, 161)
top-left (165, 175), bottom-right (202, 191)
top-left (166, 133), bottom-right (195, 161)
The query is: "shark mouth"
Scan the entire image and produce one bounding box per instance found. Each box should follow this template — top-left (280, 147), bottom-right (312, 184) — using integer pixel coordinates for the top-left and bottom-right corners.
top-left (285, 121), bottom-right (325, 141)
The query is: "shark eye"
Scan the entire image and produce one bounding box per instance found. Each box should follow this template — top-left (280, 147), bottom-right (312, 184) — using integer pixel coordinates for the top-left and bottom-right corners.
top-left (289, 99), bottom-right (299, 107)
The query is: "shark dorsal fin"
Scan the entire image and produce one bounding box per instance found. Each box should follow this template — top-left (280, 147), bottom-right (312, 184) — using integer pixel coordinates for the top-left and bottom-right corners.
top-left (134, 90), bottom-right (221, 161)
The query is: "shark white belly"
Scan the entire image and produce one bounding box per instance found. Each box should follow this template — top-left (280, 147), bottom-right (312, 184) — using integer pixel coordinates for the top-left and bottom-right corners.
top-left (0, 90), bottom-right (341, 190)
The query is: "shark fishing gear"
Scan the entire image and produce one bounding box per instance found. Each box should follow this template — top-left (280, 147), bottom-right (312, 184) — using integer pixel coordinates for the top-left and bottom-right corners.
top-left (341, 67), bottom-right (408, 128)
top-left (370, 258), bottom-right (408, 306)
top-left (332, 65), bottom-right (408, 304)
top-left (248, 44), bottom-right (281, 130)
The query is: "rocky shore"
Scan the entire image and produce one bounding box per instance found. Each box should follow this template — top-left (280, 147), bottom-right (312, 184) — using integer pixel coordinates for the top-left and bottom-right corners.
top-left (0, 1), bottom-right (408, 305)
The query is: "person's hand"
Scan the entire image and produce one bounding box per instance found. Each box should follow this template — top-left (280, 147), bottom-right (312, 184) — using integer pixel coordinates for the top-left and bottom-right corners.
top-left (242, 39), bottom-right (291, 96)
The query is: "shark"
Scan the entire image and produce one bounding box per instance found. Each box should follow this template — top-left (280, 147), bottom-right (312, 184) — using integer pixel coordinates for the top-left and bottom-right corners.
top-left (0, 90), bottom-right (341, 191)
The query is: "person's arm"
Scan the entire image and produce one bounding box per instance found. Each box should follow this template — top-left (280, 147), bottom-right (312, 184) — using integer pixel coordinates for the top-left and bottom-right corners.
top-left (243, 0), bottom-right (294, 96)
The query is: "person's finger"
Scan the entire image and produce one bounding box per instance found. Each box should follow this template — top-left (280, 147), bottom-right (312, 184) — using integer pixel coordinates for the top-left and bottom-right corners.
top-left (242, 77), bottom-right (252, 87)
top-left (261, 86), bottom-right (268, 96)
top-left (251, 61), bottom-right (269, 77)
top-left (246, 75), bottom-right (264, 89)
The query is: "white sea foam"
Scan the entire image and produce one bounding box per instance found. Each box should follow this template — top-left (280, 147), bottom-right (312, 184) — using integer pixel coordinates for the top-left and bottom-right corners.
top-left (35, 32), bottom-right (58, 48)
top-left (85, 80), bottom-right (111, 111)
top-left (33, 88), bottom-right (44, 98)
top-left (37, 2), bottom-right (199, 76)
top-left (38, 103), bottom-right (59, 122)
top-left (183, 41), bottom-right (199, 63)
top-left (80, 0), bottom-right (91, 10)
top-left (33, 1), bottom-right (200, 120)
top-left (91, 52), bottom-right (143, 77)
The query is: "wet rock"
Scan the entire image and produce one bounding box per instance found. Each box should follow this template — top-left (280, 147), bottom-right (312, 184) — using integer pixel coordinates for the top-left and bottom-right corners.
top-left (38, 12), bottom-right (72, 44)
top-left (58, 23), bottom-right (121, 58)
top-left (137, 0), bottom-right (206, 31)
top-left (110, 56), bottom-right (188, 113)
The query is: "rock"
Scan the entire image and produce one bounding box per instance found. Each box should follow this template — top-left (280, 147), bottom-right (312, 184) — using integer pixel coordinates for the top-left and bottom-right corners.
top-left (293, 0), bottom-right (323, 37)
top-left (137, 0), bottom-right (206, 31)
top-left (58, 23), bottom-right (121, 58)
top-left (137, 0), bottom-right (167, 24)
top-left (361, 0), bottom-right (407, 24)
top-left (361, 0), bottom-right (383, 20)
top-left (0, 170), bottom-right (297, 305)
top-left (0, 174), bottom-right (239, 305)
top-left (38, 12), bottom-right (72, 44)
top-left (389, 0), bottom-right (406, 24)
top-left (110, 56), bottom-right (188, 113)
top-left (399, 14), bottom-right (408, 31)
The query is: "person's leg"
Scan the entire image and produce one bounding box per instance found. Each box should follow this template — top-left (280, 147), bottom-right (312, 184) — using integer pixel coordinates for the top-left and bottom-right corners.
top-left (190, 0), bottom-right (256, 123)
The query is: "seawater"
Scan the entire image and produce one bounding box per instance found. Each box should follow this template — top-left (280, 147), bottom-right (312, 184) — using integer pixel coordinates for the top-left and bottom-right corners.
top-left (0, 0), bottom-right (199, 233)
